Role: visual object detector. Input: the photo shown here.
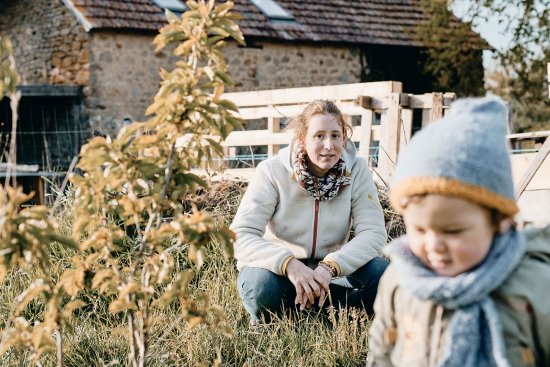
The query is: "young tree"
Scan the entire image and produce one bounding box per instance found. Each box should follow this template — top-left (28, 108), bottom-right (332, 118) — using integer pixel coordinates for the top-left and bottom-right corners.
top-left (66, 1), bottom-right (243, 366)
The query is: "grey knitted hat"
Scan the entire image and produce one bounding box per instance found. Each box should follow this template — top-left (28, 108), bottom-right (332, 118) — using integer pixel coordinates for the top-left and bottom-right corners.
top-left (390, 96), bottom-right (519, 216)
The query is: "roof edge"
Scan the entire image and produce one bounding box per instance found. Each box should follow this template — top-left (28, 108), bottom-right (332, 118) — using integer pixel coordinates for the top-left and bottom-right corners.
top-left (61, 0), bottom-right (93, 32)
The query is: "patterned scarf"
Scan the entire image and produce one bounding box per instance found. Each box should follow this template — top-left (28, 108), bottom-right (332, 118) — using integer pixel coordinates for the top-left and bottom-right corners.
top-left (292, 141), bottom-right (351, 201)
top-left (385, 229), bottom-right (526, 367)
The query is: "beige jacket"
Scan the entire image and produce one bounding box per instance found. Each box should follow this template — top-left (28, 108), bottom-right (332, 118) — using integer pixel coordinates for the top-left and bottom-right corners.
top-left (367, 226), bottom-right (550, 367)
top-left (230, 138), bottom-right (387, 276)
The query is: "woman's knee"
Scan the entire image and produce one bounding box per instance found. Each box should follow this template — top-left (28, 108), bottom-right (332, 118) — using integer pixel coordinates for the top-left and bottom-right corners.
top-left (237, 267), bottom-right (292, 319)
top-left (348, 257), bottom-right (389, 290)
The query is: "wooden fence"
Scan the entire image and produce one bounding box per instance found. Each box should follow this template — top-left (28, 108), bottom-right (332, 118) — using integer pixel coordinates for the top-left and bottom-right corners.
top-left (220, 81), bottom-right (455, 186)
top-left (203, 80), bottom-right (550, 224)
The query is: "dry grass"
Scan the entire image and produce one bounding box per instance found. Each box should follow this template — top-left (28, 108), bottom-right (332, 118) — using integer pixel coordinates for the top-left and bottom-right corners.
top-left (0, 179), bottom-right (404, 367)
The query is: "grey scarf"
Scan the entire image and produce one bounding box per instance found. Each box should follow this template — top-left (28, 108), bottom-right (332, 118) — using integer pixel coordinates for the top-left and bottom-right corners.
top-left (385, 229), bottom-right (526, 367)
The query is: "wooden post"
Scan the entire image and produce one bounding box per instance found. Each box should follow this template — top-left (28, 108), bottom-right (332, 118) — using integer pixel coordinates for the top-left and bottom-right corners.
top-left (399, 107), bottom-right (413, 153)
top-left (515, 136), bottom-right (550, 198)
top-left (430, 92), bottom-right (444, 122)
top-left (378, 93), bottom-right (401, 186)
top-left (267, 107), bottom-right (280, 156)
top-left (358, 109), bottom-right (373, 162)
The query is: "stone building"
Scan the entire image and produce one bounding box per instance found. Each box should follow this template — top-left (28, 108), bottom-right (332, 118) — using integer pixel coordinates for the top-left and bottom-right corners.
top-left (0, 0), bottom-right (486, 200)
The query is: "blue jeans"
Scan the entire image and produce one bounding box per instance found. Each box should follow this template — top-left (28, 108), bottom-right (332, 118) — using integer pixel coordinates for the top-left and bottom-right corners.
top-left (237, 257), bottom-right (389, 322)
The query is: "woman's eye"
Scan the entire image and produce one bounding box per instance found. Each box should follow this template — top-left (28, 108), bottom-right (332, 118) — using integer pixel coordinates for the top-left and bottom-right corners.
top-left (415, 227), bottom-right (425, 234)
top-left (444, 229), bottom-right (463, 235)
top-left (332, 133), bottom-right (341, 139)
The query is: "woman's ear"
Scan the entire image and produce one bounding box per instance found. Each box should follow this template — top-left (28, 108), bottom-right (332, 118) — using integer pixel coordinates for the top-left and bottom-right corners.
top-left (497, 217), bottom-right (514, 234)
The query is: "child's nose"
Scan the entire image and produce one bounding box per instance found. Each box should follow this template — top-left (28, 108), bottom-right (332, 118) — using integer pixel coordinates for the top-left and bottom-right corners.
top-left (323, 138), bottom-right (333, 149)
top-left (425, 232), bottom-right (445, 252)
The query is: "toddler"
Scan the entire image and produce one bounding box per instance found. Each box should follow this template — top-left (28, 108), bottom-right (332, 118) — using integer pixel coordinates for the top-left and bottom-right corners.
top-left (367, 97), bottom-right (550, 367)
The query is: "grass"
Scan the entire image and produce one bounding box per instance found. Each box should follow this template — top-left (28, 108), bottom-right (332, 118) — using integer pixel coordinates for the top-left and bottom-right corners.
top-left (0, 179), bottom-right (404, 367)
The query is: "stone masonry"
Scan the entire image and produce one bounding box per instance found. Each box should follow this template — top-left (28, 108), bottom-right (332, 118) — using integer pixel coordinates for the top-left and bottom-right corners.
top-left (1, 0), bottom-right (362, 136)
top-left (0, 0), bottom-right (90, 87)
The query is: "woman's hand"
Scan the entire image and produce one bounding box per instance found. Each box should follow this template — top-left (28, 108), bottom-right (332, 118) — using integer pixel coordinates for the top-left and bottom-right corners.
top-left (313, 266), bottom-right (332, 307)
top-left (286, 259), bottom-right (332, 310)
top-left (286, 258), bottom-right (323, 310)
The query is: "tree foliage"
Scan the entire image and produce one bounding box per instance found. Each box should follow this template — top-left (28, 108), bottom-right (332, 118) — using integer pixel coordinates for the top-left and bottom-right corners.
top-left (418, 0), bottom-right (550, 131)
top-left (416, 0), bottom-right (485, 96)
top-left (0, 1), bottom-right (245, 366)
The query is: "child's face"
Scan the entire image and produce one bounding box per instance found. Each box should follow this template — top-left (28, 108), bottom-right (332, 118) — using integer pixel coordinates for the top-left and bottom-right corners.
top-left (402, 194), bottom-right (496, 276)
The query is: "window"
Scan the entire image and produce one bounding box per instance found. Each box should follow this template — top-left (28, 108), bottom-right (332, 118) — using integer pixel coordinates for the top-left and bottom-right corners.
top-left (251, 0), bottom-right (294, 21)
top-left (153, 0), bottom-right (187, 13)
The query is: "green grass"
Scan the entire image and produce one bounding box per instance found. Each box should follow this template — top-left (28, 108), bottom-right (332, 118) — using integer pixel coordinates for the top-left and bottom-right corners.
top-left (0, 180), bottom-right (403, 367)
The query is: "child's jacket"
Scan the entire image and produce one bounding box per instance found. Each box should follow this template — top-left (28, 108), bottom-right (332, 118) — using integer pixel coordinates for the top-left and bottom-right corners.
top-left (367, 226), bottom-right (550, 367)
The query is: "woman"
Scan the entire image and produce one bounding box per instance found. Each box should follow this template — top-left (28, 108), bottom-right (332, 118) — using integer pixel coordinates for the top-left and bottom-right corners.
top-left (230, 100), bottom-right (388, 323)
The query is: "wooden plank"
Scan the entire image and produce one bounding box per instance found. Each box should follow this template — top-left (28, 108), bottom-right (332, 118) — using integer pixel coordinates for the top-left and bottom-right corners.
top-left (430, 93), bottom-right (444, 121)
top-left (507, 130), bottom-right (550, 140)
top-left (511, 151), bottom-right (550, 191)
top-left (223, 130), bottom-right (294, 147)
top-left (357, 109), bottom-right (373, 162)
top-left (267, 106), bottom-right (280, 156)
top-left (399, 108), bottom-right (413, 153)
top-left (377, 93), bottom-right (401, 186)
top-left (371, 125), bottom-right (381, 141)
top-left (224, 81), bottom-right (403, 107)
top-left (514, 136), bottom-right (550, 197)
top-left (517, 190), bottom-right (550, 225)
top-left (407, 93), bottom-right (454, 109)
top-left (238, 101), bottom-right (368, 120)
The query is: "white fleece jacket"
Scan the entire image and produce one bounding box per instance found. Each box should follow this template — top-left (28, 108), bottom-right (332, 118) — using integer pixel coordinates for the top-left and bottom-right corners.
top-left (230, 138), bottom-right (387, 276)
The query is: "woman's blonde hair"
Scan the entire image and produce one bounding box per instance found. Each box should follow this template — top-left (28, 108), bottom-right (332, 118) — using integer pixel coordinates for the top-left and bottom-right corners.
top-left (285, 99), bottom-right (353, 141)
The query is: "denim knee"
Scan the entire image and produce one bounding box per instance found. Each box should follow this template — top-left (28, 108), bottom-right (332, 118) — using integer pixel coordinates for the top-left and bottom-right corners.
top-left (237, 267), bottom-right (293, 322)
top-left (347, 256), bottom-right (389, 291)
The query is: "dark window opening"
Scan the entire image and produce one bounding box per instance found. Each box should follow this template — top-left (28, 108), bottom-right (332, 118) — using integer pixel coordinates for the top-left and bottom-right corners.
top-left (412, 109), bottom-right (423, 136)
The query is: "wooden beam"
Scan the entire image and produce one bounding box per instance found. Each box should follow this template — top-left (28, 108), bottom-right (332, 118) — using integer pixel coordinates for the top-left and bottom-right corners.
top-left (515, 136), bottom-right (550, 198)
top-left (223, 130), bottom-right (294, 147)
top-left (377, 93), bottom-right (401, 186)
top-left (507, 130), bottom-right (550, 140)
top-left (224, 81), bottom-right (403, 107)
top-left (430, 93), bottom-right (444, 121)
top-left (267, 106), bottom-right (281, 156)
top-left (357, 109), bottom-right (373, 162)
top-left (399, 108), bottom-right (413, 153)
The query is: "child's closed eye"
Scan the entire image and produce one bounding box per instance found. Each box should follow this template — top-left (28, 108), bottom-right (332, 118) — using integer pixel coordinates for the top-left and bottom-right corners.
top-left (443, 228), bottom-right (464, 234)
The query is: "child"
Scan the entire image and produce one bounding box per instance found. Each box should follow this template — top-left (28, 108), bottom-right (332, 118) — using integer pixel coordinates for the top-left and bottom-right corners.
top-left (367, 97), bottom-right (550, 367)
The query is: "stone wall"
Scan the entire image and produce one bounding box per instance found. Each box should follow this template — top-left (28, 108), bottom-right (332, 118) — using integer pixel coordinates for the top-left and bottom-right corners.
top-left (88, 35), bottom-right (363, 133)
top-left (0, 0), bottom-right (90, 87)
top-left (87, 31), bottom-right (175, 134)
top-left (225, 41), bottom-right (362, 91)
top-left (1, 1), bottom-right (363, 135)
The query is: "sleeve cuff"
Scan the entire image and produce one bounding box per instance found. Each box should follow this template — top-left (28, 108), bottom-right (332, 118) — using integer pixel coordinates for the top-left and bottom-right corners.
top-left (281, 256), bottom-right (295, 276)
top-left (322, 258), bottom-right (341, 277)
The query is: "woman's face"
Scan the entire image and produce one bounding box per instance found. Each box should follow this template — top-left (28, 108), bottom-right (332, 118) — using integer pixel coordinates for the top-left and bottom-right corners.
top-left (302, 113), bottom-right (345, 177)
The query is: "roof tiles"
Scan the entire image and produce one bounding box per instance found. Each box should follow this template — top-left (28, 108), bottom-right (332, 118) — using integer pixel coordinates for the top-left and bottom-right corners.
top-left (66, 0), bottom-right (487, 47)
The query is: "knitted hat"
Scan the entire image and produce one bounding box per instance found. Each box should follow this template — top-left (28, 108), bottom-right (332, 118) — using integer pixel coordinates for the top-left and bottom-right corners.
top-left (390, 96), bottom-right (519, 216)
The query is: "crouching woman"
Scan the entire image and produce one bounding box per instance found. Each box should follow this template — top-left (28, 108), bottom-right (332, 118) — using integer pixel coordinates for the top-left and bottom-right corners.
top-left (230, 100), bottom-right (388, 323)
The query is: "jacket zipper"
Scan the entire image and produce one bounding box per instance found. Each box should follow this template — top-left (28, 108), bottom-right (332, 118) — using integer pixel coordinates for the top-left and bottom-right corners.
top-left (311, 199), bottom-right (319, 259)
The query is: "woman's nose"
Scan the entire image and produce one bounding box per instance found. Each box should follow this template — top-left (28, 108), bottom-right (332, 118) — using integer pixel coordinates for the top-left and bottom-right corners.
top-left (323, 138), bottom-right (333, 149)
